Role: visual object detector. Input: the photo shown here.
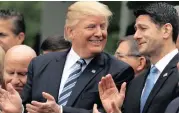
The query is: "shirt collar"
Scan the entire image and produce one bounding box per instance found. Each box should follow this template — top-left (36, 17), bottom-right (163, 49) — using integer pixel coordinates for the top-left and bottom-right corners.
top-left (68, 48), bottom-right (93, 68)
top-left (154, 49), bottom-right (178, 73)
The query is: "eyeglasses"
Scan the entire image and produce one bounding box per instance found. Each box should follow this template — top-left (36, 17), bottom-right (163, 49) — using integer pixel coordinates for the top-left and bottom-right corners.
top-left (115, 52), bottom-right (141, 58)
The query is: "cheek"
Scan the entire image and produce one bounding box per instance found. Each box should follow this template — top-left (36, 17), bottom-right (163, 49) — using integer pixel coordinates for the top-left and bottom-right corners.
top-left (120, 57), bottom-right (128, 62)
top-left (20, 76), bottom-right (27, 84)
top-left (102, 31), bottom-right (107, 38)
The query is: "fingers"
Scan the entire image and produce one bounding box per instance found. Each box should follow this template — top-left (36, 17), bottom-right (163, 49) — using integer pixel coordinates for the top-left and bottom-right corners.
top-left (42, 92), bottom-right (55, 101)
top-left (26, 104), bottom-right (38, 113)
top-left (105, 74), bottom-right (112, 89)
top-left (98, 82), bottom-right (103, 96)
top-left (6, 83), bottom-right (17, 94)
top-left (99, 74), bottom-right (111, 93)
top-left (99, 74), bottom-right (116, 96)
top-left (119, 82), bottom-right (126, 99)
top-left (106, 74), bottom-right (116, 88)
top-left (31, 101), bottom-right (46, 108)
top-left (0, 87), bottom-right (7, 95)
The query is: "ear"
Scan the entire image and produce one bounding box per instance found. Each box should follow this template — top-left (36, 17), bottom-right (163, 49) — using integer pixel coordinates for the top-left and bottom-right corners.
top-left (16, 32), bottom-right (25, 44)
top-left (65, 26), bottom-right (74, 41)
top-left (162, 23), bottom-right (172, 40)
top-left (136, 56), bottom-right (146, 72)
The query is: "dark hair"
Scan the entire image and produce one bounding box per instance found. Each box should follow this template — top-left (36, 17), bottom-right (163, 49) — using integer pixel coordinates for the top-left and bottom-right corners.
top-left (0, 9), bottom-right (25, 35)
top-left (118, 35), bottom-right (141, 57)
top-left (41, 35), bottom-right (71, 52)
top-left (134, 2), bottom-right (179, 43)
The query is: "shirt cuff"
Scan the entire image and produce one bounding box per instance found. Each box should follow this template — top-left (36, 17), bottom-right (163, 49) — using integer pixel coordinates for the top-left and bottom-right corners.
top-left (60, 105), bottom-right (63, 113)
top-left (22, 105), bottom-right (24, 113)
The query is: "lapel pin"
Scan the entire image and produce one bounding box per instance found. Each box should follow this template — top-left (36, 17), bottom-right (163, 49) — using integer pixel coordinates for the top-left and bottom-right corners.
top-left (163, 73), bottom-right (168, 77)
top-left (91, 70), bottom-right (96, 73)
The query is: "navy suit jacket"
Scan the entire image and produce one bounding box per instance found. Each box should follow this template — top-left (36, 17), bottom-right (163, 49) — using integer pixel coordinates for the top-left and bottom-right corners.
top-left (22, 50), bottom-right (134, 113)
top-left (123, 53), bottom-right (179, 113)
top-left (165, 97), bottom-right (179, 113)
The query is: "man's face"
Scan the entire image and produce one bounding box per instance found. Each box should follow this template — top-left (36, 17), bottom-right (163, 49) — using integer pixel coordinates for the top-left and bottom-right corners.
top-left (3, 56), bottom-right (29, 94)
top-left (134, 15), bottom-right (163, 56)
top-left (69, 15), bottom-right (108, 58)
top-left (115, 41), bottom-right (140, 73)
top-left (0, 19), bottom-right (23, 52)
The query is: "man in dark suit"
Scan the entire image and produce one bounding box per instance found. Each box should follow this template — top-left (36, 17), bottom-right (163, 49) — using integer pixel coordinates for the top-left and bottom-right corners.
top-left (95, 2), bottom-right (179, 113)
top-left (123, 2), bottom-right (179, 113)
top-left (162, 6), bottom-right (179, 113)
top-left (0, 1), bottom-right (134, 113)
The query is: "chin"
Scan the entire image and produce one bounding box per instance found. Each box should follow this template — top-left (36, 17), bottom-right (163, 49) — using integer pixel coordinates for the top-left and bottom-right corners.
top-left (91, 48), bottom-right (104, 54)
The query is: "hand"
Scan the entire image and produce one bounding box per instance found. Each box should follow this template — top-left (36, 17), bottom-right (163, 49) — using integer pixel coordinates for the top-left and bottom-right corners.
top-left (109, 101), bottom-right (122, 113)
top-left (99, 74), bottom-right (126, 113)
top-left (26, 92), bottom-right (61, 113)
top-left (0, 83), bottom-right (22, 113)
top-left (93, 104), bottom-right (101, 113)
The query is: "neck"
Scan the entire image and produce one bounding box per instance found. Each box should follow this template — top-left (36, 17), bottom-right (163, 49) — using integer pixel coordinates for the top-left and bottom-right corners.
top-left (72, 46), bottom-right (96, 59)
top-left (149, 43), bottom-right (176, 64)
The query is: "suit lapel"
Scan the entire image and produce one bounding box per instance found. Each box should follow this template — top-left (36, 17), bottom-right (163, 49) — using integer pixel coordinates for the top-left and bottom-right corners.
top-left (45, 51), bottom-right (69, 102)
top-left (132, 68), bottom-right (150, 113)
top-left (66, 53), bottom-right (104, 106)
top-left (143, 53), bottom-right (179, 113)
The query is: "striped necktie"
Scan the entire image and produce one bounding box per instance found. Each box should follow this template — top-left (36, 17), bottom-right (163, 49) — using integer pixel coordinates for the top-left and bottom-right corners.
top-left (58, 59), bottom-right (86, 106)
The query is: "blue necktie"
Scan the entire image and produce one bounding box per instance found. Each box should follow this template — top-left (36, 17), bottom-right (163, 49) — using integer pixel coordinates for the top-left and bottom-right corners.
top-left (58, 59), bottom-right (86, 106)
top-left (140, 66), bottom-right (158, 113)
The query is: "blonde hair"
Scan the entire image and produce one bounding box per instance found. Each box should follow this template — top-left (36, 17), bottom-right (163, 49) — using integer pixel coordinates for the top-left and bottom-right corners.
top-left (65, 1), bottom-right (112, 40)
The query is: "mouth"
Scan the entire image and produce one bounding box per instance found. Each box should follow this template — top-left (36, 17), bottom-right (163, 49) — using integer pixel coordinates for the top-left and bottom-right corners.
top-left (88, 39), bottom-right (103, 45)
top-left (138, 42), bottom-right (146, 46)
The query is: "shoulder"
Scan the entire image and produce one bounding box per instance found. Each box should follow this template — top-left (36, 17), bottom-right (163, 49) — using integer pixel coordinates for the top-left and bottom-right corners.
top-left (102, 52), bottom-right (131, 70)
top-left (31, 51), bottom-right (68, 66)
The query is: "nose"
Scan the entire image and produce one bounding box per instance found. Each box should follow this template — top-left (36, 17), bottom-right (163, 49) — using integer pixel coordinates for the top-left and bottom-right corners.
top-left (133, 30), bottom-right (142, 40)
top-left (11, 74), bottom-right (21, 85)
top-left (94, 26), bottom-right (102, 37)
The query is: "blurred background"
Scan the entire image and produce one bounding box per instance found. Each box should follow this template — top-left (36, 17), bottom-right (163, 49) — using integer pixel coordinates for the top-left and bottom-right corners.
top-left (1, 1), bottom-right (178, 55)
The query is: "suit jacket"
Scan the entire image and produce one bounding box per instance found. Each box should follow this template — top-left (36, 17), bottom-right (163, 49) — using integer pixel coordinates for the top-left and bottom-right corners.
top-left (164, 97), bottom-right (179, 113)
top-left (123, 53), bottom-right (179, 113)
top-left (22, 50), bottom-right (134, 113)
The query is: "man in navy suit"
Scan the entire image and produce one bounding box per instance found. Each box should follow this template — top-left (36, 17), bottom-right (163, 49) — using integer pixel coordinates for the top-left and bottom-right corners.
top-left (0, 2), bottom-right (134, 113)
top-left (95, 2), bottom-right (179, 113)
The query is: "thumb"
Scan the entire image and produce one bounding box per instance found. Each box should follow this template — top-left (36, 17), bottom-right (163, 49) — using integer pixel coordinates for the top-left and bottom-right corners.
top-left (42, 92), bottom-right (55, 101)
top-left (93, 104), bottom-right (101, 113)
top-left (6, 83), bottom-right (17, 94)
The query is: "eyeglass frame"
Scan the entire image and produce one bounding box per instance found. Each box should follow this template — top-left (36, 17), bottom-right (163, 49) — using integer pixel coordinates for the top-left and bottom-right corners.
top-left (115, 52), bottom-right (141, 58)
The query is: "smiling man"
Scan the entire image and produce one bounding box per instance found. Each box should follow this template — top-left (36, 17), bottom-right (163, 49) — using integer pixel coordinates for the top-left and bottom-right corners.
top-left (3, 45), bottom-right (36, 95)
top-left (0, 2), bottom-right (134, 113)
top-left (95, 2), bottom-right (179, 113)
top-left (123, 2), bottom-right (179, 113)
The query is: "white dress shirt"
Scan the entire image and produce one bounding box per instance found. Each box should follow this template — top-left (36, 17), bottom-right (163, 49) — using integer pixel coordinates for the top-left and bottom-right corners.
top-left (58, 48), bottom-right (93, 96)
top-left (142, 49), bottom-right (178, 94)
